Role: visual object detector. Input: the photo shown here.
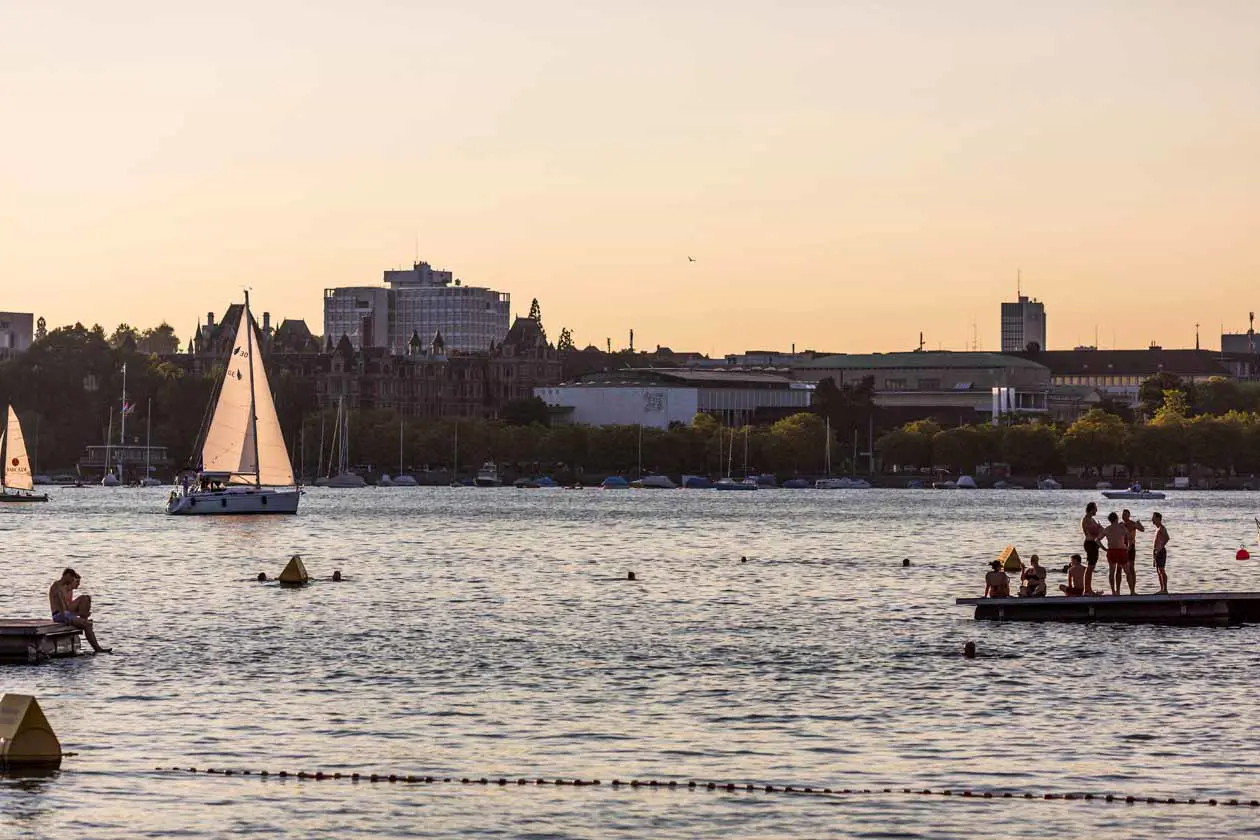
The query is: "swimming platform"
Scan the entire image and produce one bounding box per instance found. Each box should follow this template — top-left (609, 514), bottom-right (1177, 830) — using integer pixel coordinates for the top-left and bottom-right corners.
top-left (956, 592), bottom-right (1260, 627)
top-left (0, 619), bottom-right (83, 663)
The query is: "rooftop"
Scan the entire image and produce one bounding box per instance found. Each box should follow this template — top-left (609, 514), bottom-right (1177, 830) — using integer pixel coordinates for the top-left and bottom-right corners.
top-left (571, 368), bottom-right (804, 389)
top-left (796, 351), bottom-right (1048, 371)
top-left (1009, 349), bottom-right (1231, 377)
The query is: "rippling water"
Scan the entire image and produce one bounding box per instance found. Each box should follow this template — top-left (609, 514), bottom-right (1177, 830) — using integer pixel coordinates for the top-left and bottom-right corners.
top-left (3, 487), bottom-right (1260, 838)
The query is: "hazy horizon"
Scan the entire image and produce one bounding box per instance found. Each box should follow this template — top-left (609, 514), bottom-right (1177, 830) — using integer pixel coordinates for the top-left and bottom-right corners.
top-left (3, 1), bottom-right (1257, 356)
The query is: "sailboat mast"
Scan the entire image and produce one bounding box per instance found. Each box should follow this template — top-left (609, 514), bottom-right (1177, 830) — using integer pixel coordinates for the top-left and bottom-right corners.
top-left (120, 363), bottom-right (127, 447)
top-left (317, 413), bottom-right (325, 479)
top-left (105, 411), bottom-right (113, 480)
top-left (145, 398), bottom-right (151, 478)
top-left (398, 419), bottom-right (403, 476)
top-left (825, 417), bottom-right (831, 476)
top-left (743, 425), bottom-right (749, 478)
top-left (244, 292), bottom-right (262, 488)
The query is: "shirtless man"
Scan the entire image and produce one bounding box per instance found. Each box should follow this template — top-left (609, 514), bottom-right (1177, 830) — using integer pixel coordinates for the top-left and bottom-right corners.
top-left (1081, 503), bottom-right (1104, 595)
top-left (1152, 512), bottom-right (1171, 594)
top-left (1121, 509), bottom-right (1145, 595)
top-left (1100, 512), bottom-right (1129, 595)
top-left (1020, 555), bottom-right (1048, 597)
top-left (984, 560), bottom-right (1010, 598)
top-left (1060, 554), bottom-right (1086, 596)
top-left (48, 568), bottom-right (110, 654)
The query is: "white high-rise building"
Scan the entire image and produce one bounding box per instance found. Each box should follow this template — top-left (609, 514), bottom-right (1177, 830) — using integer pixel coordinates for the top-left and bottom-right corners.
top-left (323, 261), bottom-right (511, 354)
top-left (1001, 295), bottom-right (1047, 353)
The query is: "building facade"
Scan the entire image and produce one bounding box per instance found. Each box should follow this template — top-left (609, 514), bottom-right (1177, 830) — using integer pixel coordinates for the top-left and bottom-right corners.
top-left (0, 312), bottom-right (34, 360)
top-left (1000, 296), bottom-right (1047, 352)
top-left (323, 260), bottom-right (511, 355)
top-left (1013, 347), bottom-right (1235, 410)
top-left (794, 352), bottom-right (1051, 424)
top-left (536, 369), bottom-right (813, 428)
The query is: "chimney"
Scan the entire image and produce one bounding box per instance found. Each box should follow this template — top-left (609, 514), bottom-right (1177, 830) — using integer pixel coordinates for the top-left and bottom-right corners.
top-left (263, 311), bottom-right (271, 334)
top-left (207, 312), bottom-right (215, 329)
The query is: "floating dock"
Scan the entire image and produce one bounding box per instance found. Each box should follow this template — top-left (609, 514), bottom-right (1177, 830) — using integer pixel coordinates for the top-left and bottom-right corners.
top-left (956, 592), bottom-right (1260, 627)
top-left (0, 620), bottom-right (83, 663)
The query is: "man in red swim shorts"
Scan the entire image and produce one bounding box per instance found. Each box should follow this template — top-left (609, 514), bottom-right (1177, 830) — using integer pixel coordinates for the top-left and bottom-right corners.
top-left (1100, 512), bottom-right (1129, 596)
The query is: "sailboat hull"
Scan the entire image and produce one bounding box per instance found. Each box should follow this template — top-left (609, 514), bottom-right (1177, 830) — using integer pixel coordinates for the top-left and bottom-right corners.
top-left (167, 487), bottom-right (300, 515)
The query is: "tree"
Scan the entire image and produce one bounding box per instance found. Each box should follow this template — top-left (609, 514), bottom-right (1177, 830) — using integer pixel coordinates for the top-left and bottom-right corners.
top-left (1061, 409), bottom-right (1128, 473)
top-left (1138, 372), bottom-right (1189, 418)
top-left (1001, 423), bottom-right (1060, 475)
top-left (500, 397), bottom-right (550, 427)
top-left (770, 413), bottom-right (826, 473)
top-left (108, 323), bottom-right (138, 350)
top-left (875, 427), bottom-right (932, 470)
top-left (138, 323), bottom-right (180, 355)
top-left (35, 317), bottom-right (46, 341)
top-left (931, 426), bottom-right (988, 474)
top-left (556, 327), bottom-right (575, 353)
top-left (528, 298), bottom-right (541, 321)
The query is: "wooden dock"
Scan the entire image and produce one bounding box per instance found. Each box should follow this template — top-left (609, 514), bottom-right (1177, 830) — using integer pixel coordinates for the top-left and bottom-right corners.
top-left (0, 620), bottom-right (83, 664)
top-left (956, 592), bottom-right (1260, 627)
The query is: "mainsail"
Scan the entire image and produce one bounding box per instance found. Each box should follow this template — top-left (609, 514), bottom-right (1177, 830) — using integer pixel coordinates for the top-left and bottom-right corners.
top-left (4, 407), bottom-right (34, 491)
top-left (200, 302), bottom-right (295, 487)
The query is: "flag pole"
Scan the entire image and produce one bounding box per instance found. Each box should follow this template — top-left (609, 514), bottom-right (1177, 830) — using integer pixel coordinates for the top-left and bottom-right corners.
top-left (120, 362), bottom-right (128, 447)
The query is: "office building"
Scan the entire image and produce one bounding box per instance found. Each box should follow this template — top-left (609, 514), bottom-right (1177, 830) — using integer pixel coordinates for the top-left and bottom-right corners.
top-left (0, 312), bottom-right (34, 360)
top-left (1000, 296), bottom-right (1047, 353)
top-left (323, 260), bottom-right (511, 355)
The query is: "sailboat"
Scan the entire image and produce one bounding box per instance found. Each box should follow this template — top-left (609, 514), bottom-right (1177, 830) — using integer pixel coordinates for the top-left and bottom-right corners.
top-left (167, 293), bottom-right (301, 514)
top-left (715, 426), bottom-right (756, 491)
top-left (323, 398), bottom-right (367, 488)
top-left (0, 407), bottom-right (49, 502)
top-left (816, 417), bottom-right (870, 489)
top-left (139, 399), bottom-right (162, 486)
top-left (392, 420), bottom-right (418, 486)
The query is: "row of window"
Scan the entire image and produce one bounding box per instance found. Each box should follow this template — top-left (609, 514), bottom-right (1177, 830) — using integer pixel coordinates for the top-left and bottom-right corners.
top-left (1053, 375), bottom-right (1144, 387)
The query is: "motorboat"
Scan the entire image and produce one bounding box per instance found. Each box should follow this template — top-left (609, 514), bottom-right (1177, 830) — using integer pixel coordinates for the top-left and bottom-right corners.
top-left (1102, 484), bottom-right (1165, 500)
top-left (167, 292), bottom-right (301, 515)
top-left (682, 474), bottom-right (713, 489)
top-left (0, 406), bottom-right (49, 502)
top-left (601, 476), bottom-right (630, 489)
top-left (631, 474), bottom-right (677, 489)
top-left (753, 473), bottom-right (778, 488)
top-left (956, 475), bottom-right (978, 489)
top-left (1036, 476), bottom-right (1063, 490)
top-left (513, 477), bottom-right (540, 488)
top-left (377, 473), bottom-right (394, 486)
top-left (475, 461), bottom-right (503, 487)
top-left (714, 477), bottom-right (757, 491)
top-left (139, 477), bottom-right (163, 487)
top-left (782, 478), bottom-right (812, 489)
top-left (392, 474), bottom-right (419, 487)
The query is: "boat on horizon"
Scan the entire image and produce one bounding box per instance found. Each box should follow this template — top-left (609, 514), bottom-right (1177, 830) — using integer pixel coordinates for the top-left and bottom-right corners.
top-left (167, 293), bottom-right (301, 515)
top-left (1102, 483), bottom-right (1165, 500)
top-left (0, 406), bottom-right (48, 502)
top-left (632, 474), bottom-right (677, 489)
top-left (475, 461), bottom-right (502, 487)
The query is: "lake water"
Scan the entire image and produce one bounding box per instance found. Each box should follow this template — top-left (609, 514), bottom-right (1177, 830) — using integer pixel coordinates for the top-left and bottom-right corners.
top-left (3, 487), bottom-right (1260, 838)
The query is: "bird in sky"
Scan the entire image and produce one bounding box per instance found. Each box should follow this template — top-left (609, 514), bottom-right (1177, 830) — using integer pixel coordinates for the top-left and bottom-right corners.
top-left (687, 256), bottom-right (696, 262)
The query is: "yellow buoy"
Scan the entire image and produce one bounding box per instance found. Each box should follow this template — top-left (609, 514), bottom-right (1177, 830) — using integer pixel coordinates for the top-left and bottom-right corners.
top-left (0, 694), bottom-right (62, 767)
top-left (998, 545), bottom-right (1022, 572)
top-left (278, 554), bottom-right (310, 585)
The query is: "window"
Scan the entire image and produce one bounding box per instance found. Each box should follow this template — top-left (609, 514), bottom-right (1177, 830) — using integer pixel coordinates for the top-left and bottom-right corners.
top-left (884, 378), bottom-right (908, 391)
top-left (917, 378), bottom-right (941, 390)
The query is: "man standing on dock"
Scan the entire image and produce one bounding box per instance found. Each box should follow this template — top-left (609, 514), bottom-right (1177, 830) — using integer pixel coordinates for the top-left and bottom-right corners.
top-left (1122, 510), bottom-right (1145, 595)
top-left (1101, 512), bottom-right (1129, 596)
top-left (1152, 512), bottom-right (1170, 594)
top-left (48, 568), bottom-right (111, 654)
top-left (1081, 502), bottom-right (1103, 595)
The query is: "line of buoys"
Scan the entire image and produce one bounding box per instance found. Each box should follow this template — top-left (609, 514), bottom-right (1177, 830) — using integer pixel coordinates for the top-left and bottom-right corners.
top-left (149, 767), bottom-right (1260, 807)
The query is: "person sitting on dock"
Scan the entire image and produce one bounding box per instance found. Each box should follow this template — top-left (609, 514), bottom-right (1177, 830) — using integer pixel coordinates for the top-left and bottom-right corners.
top-left (1152, 512), bottom-right (1170, 594)
top-left (1059, 554), bottom-right (1086, 596)
top-left (984, 560), bottom-right (1010, 598)
top-left (48, 568), bottom-right (111, 654)
top-left (1019, 555), bottom-right (1047, 597)
top-left (1081, 503), bottom-right (1103, 595)
top-left (1101, 512), bottom-right (1129, 595)
top-left (1122, 509), bottom-right (1144, 596)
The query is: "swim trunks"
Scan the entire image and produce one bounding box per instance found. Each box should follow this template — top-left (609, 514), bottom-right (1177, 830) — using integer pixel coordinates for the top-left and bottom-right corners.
top-left (51, 611), bottom-right (78, 625)
top-left (1154, 549), bottom-right (1167, 569)
top-left (1063, 586), bottom-right (1084, 597)
top-left (1106, 547), bottom-right (1128, 565)
top-left (1084, 540), bottom-right (1100, 566)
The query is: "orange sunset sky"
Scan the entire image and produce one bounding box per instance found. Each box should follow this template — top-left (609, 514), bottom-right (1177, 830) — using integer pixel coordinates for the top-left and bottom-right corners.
top-left (2, 1), bottom-right (1258, 356)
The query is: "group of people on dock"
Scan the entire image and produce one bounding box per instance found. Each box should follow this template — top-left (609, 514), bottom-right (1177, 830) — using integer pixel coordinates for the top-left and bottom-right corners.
top-left (984, 502), bottom-right (1170, 599)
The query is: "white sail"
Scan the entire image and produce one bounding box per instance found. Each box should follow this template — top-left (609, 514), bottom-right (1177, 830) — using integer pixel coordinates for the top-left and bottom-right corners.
top-left (200, 303), bottom-right (295, 487)
top-left (4, 407), bottom-right (34, 491)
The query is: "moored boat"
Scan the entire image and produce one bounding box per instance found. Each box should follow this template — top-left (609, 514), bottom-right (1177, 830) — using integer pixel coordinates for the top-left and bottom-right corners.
top-left (632, 474), bottom-right (677, 489)
top-left (0, 406), bottom-right (49, 502)
top-left (167, 292), bottom-right (300, 515)
top-left (1102, 483), bottom-right (1165, 500)
top-left (475, 461), bottom-right (503, 487)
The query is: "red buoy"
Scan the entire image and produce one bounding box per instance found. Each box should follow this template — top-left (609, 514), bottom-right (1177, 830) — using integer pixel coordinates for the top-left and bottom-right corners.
top-left (1237, 547), bottom-right (1251, 561)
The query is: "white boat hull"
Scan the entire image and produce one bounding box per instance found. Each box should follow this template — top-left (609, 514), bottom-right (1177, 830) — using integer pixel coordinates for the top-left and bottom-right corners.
top-left (1102, 490), bottom-right (1166, 500)
top-left (167, 487), bottom-right (300, 515)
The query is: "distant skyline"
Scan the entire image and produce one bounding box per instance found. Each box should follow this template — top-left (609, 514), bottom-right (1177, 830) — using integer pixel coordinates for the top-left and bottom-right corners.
top-left (3, 1), bottom-right (1258, 356)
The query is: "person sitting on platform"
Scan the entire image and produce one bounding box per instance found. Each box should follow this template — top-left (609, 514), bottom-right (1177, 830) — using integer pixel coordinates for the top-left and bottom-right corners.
top-left (48, 568), bottom-right (111, 654)
top-left (1019, 554), bottom-right (1048, 597)
top-left (984, 560), bottom-right (1010, 598)
top-left (1059, 554), bottom-right (1086, 596)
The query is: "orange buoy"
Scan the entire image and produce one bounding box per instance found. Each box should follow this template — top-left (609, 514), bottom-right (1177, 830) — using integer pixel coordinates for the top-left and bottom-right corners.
top-left (1237, 547), bottom-right (1251, 561)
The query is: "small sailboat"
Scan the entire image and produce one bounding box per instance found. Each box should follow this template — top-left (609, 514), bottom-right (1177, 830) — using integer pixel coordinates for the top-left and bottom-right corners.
top-left (0, 407), bottom-right (49, 502)
top-left (322, 398), bottom-right (367, 488)
top-left (392, 420), bottom-right (418, 486)
top-left (167, 293), bottom-right (301, 514)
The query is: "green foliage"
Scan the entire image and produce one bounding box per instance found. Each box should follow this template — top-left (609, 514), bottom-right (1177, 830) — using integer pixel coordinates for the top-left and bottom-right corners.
top-left (770, 412), bottom-right (827, 473)
top-left (1138, 372), bottom-right (1191, 418)
top-left (931, 426), bottom-right (990, 474)
top-left (876, 427), bottom-right (932, 470)
top-left (1061, 409), bottom-right (1128, 471)
top-left (500, 397), bottom-right (550, 427)
top-left (1000, 423), bottom-right (1059, 475)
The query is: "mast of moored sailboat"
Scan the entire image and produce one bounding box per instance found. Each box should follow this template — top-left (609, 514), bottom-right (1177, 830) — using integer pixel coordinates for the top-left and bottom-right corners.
top-left (244, 291), bottom-right (262, 488)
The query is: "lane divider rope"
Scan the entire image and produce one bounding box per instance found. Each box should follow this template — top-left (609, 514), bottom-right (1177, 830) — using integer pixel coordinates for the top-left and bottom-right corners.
top-left (151, 768), bottom-right (1260, 807)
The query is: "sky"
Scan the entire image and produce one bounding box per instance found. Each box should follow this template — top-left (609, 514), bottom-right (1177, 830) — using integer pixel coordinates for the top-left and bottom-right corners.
top-left (2, 1), bottom-right (1258, 356)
